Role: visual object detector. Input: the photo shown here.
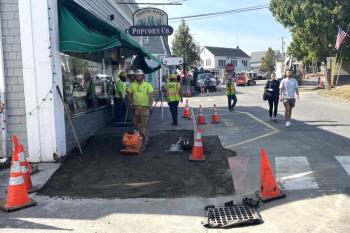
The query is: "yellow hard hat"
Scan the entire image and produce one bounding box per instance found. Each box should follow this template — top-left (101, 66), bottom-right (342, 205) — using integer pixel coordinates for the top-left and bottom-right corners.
top-left (169, 73), bottom-right (177, 80)
top-left (119, 71), bottom-right (127, 77)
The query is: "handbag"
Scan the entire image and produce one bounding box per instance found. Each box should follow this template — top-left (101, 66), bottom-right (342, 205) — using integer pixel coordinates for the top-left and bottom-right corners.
top-left (263, 81), bottom-right (273, 101)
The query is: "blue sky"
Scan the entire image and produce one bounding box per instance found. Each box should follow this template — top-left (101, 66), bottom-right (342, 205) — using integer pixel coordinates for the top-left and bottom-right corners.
top-left (136, 0), bottom-right (291, 55)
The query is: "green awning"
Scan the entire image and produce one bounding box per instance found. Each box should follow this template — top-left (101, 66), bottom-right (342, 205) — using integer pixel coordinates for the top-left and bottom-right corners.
top-left (58, 0), bottom-right (160, 70)
top-left (59, 4), bottom-right (121, 53)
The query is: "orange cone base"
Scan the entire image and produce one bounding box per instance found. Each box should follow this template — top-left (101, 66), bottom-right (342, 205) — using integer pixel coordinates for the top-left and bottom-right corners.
top-left (0, 198), bottom-right (36, 212)
top-left (28, 186), bottom-right (41, 194)
top-left (211, 119), bottom-right (220, 124)
top-left (188, 154), bottom-right (205, 161)
top-left (5, 185), bottom-right (41, 194)
top-left (255, 188), bottom-right (286, 202)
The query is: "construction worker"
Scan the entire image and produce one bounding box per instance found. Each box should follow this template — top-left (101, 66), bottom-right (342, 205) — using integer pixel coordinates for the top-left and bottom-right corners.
top-left (124, 70), bottom-right (135, 122)
top-left (227, 77), bottom-right (237, 112)
top-left (128, 69), bottom-right (154, 145)
top-left (164, 73), bottom-right (182, 126)
top-left (115, 71), bottom-right (127, 122)
top-left (127, 69), bottom-right (135, 85)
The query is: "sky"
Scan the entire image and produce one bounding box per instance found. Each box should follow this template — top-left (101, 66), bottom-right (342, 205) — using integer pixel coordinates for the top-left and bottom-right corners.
top-left (135, 0), bottom-right (292, 55)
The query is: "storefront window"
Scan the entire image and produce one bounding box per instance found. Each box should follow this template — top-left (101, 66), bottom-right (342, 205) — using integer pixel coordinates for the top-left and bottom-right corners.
top-left (61, 54), bottom-right (115, 115)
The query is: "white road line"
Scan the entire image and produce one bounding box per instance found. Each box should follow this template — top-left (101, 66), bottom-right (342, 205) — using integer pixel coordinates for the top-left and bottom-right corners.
top-left (276, 157), bottom-right (319, 190)
top-left (335, 156), bottom-right (350, 176)
top-left (226, 131), bottom-right (279, 148)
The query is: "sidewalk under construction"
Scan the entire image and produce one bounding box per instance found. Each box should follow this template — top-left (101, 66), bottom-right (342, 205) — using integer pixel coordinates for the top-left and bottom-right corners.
top-left (38, 106), bottom-right (236, 199)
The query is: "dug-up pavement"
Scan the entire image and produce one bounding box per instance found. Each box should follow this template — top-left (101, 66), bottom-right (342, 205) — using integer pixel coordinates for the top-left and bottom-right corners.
top-left (1, 86), bottom-right (350, 233)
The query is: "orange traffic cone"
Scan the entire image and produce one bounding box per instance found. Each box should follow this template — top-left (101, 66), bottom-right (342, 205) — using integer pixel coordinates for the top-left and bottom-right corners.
top-left (185, 88), bottom-right (192, 97)
top-left (182, 99), bottom-right (191, 118)
top-left (18, 144), bottom-right (38, 193)
top-left (189, 128), bottom-right (205, 161)
top-left (256, 148), bottom-right (285, 202)
top-left (197, 105), bottom-right (206, 125)
top-left (211, 104), bottom-right (220, 123)
top-left (0, 136), bottom-right (36, 212)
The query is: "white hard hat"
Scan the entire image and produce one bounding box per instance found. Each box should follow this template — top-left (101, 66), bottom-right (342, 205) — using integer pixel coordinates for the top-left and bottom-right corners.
top-left (135, 69), bottom-right (144, 75)
top-left (127, 70), bottom-right (134, 75)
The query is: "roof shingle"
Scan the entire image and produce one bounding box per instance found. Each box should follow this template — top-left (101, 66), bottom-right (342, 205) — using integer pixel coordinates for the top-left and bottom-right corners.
top-left (204, 46), bottom-right (250, 58)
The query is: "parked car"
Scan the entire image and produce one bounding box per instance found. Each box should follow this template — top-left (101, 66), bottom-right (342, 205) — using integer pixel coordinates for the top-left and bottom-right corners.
top-left (193, 71), bottom-right (217, 91)
top-left (235, 73), bottom-right (256, 86)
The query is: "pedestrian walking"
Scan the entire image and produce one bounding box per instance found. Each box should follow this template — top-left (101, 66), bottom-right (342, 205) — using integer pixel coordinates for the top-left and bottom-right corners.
top-left (199, 78), bottom-right (205, 96)
top-left (279, 69), bottom-right (299, 127)
top-left (128, 69), bottom-right (154, 144)
top-left (226, 78), bottom-right (237, 112)
top-left (164, 73), bottom-right (182, 126)
top-left (264, 73), bottom-right (280, 122)
top-left (115, 71), bottom-right (127, 122)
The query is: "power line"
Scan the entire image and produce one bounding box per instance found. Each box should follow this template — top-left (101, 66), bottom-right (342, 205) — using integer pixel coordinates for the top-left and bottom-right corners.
top-left (169, 4), bottom-right (269, 22)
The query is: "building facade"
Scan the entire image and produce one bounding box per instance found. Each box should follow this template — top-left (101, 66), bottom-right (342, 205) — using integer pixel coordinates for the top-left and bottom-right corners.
top-left (0, 0), bottom-right (165, 162)
top-left (199, 46), bottom-right (250, 79)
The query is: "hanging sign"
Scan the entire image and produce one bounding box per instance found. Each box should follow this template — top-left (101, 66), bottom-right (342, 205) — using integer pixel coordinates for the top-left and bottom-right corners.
top-left (128, 8), bottom-right (173, 36)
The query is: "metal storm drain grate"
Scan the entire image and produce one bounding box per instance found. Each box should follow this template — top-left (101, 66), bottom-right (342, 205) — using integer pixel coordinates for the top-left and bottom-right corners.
top-left (204, 205), bottom-right (262, 228)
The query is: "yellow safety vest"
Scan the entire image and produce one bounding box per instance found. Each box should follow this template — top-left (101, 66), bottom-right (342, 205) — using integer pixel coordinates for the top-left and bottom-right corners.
top-left (165, 82), bottom-right (180, 102)
top-left (226, 82), bottom-right (236, 95)
top-left (128, 81), bottom-right (154, 107)
top-left (115, 80), bottom-right (126, 98)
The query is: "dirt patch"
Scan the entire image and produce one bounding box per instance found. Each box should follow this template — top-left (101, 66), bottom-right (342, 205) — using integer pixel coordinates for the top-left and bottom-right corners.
top-left (319, 85), bottom-right (350, 102)
top-left (39, 130), bottom-right (236, 198)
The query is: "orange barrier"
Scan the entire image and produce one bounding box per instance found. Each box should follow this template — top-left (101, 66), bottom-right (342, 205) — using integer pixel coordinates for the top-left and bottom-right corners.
top-left (182, 99), bottom-right (191, 118)
top-left (256, 148), bottom-right (285, 202)
top-left (0, 136), bottom-right (36, 212)
top-left (197, 105), bottom-right (206, 125)
top-left (189, 128), bottom-right (205, 161)
top-left (211, 104), bottom-right (220, 123)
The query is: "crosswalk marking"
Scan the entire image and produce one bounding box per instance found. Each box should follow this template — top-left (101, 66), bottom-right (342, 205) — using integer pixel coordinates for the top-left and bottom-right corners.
top-left (335, 156), bottom-right (350, 176)
top-left (275, 157), bottom-right (319, 190)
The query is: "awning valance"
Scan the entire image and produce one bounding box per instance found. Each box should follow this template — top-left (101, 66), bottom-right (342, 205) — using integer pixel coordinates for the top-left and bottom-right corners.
top-left (58, 0), bottom-right (161, 72)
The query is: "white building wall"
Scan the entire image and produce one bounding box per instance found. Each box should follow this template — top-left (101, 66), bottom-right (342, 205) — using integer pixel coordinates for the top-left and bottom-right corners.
top-left (199, 48), bottom-right (215, 69)
top-left (18, 0), bottom-right (66, 162)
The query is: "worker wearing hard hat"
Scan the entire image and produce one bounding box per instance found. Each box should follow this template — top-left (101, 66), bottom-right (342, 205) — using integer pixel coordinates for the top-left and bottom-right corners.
top-left (128, 69), bottom-right (154, 145)
top-left (115, 71), bottom-right (127, 122)
top-left (127, 70), bottom-right (135, 85)
top-left (164, 73), bottom-right (182, 126)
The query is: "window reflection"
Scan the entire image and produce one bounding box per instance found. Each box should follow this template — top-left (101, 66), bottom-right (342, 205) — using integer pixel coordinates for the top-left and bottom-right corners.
top-left (61, 54), bottom-right (114, 115)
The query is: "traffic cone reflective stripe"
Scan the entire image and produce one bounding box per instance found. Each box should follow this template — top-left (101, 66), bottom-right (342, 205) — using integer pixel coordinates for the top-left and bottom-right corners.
top-left (182, 99), bottom-right (191, 118)
top-left (211, 104), bottom-right (220, 123)
top-left (256, 148), bottom-right (285, 202)
top-left (18, 145), bottom-right (33, 192)
top-left (197, 105), bottom-right (206, 125)
top-left (189, 128), bottom-right (205, 161)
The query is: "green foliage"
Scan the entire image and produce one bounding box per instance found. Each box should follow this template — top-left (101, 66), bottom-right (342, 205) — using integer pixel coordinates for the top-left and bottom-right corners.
top-left (171, 20), bottom-right (200, 68)
top-left (270, 0), bottom-right (350, 63)
top-left (260, 48), bottom-right (276, 72)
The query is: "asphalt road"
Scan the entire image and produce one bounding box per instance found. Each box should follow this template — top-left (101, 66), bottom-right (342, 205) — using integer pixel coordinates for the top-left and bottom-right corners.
top-left (1, 81), bottom-right (349, 233)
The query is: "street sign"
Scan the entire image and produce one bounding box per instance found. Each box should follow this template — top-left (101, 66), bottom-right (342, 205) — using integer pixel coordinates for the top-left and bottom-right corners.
top-left (162, 57), bottom-right (183, 66)
top-left (225, 63), bottom-right (235, 73)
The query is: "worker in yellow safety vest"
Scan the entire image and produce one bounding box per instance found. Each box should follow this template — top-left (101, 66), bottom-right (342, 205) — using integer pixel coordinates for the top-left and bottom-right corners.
top-left (164, 73), bottom-right (182, 126)
top-left (226, 77), bottom-right (237, 112)
top-left (115, 71), bottom-right (127, 122)
top-left (128, 69), bottom-right (154, 145)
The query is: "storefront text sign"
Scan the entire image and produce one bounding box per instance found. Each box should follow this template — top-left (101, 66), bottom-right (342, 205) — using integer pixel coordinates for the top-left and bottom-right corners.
top-left (128, 8), bottom-right (173, 36)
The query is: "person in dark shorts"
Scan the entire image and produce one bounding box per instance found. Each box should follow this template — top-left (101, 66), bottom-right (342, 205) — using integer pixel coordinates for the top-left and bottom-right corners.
top-left (279, 70), bottom-right (299, 127)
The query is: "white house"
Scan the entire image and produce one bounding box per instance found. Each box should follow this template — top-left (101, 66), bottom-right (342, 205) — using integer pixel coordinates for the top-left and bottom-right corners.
top-left (199, 46), bottom-right (250, 78)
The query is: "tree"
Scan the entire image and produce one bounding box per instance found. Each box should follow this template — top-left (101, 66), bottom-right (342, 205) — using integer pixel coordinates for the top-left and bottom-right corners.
top-left (260, 48), bottom-right (276, 72)
top-left (270, 1), bottom-right (350, 63)
top-left (171, 20), bottom-right (200, 69)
